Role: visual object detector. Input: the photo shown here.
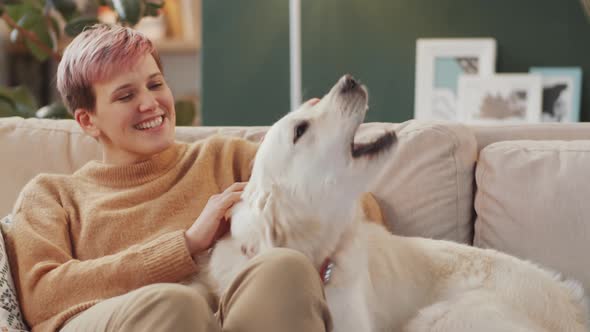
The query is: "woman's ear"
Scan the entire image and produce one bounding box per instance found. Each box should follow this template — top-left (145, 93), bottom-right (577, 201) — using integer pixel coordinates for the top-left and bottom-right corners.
top-left (74, 108), bottom-right (100, 139)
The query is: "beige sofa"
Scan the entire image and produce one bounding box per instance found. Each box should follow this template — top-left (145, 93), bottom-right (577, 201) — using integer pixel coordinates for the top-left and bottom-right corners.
top-left (1, 116), bottom-right (590, 298)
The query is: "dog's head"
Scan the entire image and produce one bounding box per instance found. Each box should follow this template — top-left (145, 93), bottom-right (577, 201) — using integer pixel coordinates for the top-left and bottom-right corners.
top-left (253, 74), bottom-right (395, 197)
top-left (229, 75), bottom-right (396, 255)
top-left (247, 74), bottom-right (396, 219)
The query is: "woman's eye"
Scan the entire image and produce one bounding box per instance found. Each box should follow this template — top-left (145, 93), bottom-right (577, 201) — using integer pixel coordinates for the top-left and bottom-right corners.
top-left (293, 121), bottom-right (309, 144)
top-left (118, 94), bottom-right (133, 102)
top-left (149, 82), bottom-right (163, 90)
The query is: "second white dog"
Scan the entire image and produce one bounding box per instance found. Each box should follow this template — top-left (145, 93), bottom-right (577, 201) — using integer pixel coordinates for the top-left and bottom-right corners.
top-left (207, 75), bottom-right (589, 332)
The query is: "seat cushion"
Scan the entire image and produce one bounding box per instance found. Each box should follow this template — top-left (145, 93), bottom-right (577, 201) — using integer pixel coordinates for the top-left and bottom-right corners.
top-left (474, 140), bottom-right (590, 291)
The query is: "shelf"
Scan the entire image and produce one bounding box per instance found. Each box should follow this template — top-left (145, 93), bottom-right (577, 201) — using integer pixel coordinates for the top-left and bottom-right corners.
top-left (153, 38), bottom-right (200, 54)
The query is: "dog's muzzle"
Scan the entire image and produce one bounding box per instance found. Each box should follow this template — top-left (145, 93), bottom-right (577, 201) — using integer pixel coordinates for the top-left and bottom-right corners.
top-left (340, 75), bottom-right (359, 94)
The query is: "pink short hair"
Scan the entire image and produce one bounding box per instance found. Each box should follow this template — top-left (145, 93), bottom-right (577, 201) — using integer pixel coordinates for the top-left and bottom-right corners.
top-left (56, 23), bottom-right (163, 114)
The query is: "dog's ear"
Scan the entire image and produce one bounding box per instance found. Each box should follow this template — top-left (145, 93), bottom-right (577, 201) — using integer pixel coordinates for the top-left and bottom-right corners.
top-left (255, 191), bottom-right (270, 211)
top-left (265, 216), bottom-right (285, 248)
top-left (259, 187), bottom-right (286, 247)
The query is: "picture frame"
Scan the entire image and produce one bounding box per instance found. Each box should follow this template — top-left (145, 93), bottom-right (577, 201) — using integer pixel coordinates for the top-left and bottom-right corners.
top-left (414, 38), bottom-right (497, 121)
top-left (457, 74), bottom-right (543, 124)
top-left (529, 67), bottom-right (582, 122)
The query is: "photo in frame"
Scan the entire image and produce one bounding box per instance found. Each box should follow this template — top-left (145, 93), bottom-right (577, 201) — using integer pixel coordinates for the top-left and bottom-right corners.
top-left (414, 38), bottom-right (497, 121)
top-left (529, 67), bottom-right (582, 122)
top-left (457, 74), bottom-right (542, 124)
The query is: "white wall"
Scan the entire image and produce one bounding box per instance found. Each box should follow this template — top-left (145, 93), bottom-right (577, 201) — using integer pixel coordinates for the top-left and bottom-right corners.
top-left (161, 52), bottom-right (201, 100)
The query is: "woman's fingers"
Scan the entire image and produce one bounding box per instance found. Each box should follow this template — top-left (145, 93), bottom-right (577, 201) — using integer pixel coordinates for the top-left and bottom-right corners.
top-left (225, 182), bottom-right (247, 193)
top-left (211, 188), bottom-right (245, 220)
top-left (308, 97), bottom-right (321, 106)
top-left (221, 191), bottom-right (243, 208)
top-left (213, 216), bottom-right (232, 241)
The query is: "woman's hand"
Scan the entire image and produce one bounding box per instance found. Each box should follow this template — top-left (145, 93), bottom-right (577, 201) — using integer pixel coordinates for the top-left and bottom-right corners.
top-left (184, 182), bottom-right (247, 259)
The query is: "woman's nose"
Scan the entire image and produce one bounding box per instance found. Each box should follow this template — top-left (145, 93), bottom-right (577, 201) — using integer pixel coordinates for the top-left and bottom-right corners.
top-left (138, 92), bottom-right (159, 112)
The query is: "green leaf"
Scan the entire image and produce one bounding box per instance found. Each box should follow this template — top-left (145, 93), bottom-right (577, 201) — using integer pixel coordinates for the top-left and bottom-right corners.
top-left (0, 99), bottom-right (19, 118)
top-left (51, 0), bottom-right (78, 21)
top-left (64, 16), bottom-right (99, 36)
top-left (145, 0), bottom-right (165, 9)
top-left (0, 93), bottom-right (15, 107)
top-left (175, 99), bottom-right (196, 126)
top-left (0, 86), bottom-right (38, 118)
top-left (0, 94), bottom-right (18, 118)
top-left (49, 14), bottom-right (61, 39)
top-left (144, 3), bottom-right (160, 17)
top-left (17, 9), bottom-right (54, 61)
top-left (9, 86), bottom-right (37, 107)
top-left (16, 7), bottom-right (40, 28)
top-left (145, 0), bottom-right (164, 13)
top-left (5, 3), bottom-right (33, 22)
top-left (112, 0), bottom-right (143, 26)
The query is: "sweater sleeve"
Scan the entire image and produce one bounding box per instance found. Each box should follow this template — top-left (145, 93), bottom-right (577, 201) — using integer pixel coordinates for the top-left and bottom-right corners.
top-left (4, 177), bottom-right (197, 327)
top-left (220, 137), bottom-right (259, 183)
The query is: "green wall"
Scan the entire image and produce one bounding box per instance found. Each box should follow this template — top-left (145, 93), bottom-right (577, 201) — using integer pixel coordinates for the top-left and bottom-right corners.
top-left (202, 0), bottom-right (590, 126)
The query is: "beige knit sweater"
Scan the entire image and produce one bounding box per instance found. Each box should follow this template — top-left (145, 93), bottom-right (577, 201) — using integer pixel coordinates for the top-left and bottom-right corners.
top-left (4, 136), bottom-right (258, 332)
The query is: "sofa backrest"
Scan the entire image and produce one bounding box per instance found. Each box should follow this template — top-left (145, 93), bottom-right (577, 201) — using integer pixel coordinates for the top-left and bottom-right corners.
top-left (0, 117), bottom-right (480, 243)
top-left (0, 117), bottom-right (266, 216)
top-left (2, 117), bottom-right (590, 244)
top-left (471, 123), bottom-right (590, 152)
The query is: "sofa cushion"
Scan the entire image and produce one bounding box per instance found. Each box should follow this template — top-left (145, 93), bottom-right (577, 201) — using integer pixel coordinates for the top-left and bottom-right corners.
top-left (474, 140), bottom-right (590, 291)
top-left (178, 121), bottom-right (477, 242)
top-left (0, 118), bottom-right (100, 216)
top-left (0, 117), bottom-right (479, 242)
top-left (367, 120), bottom-right (477, 243)
top-left (0, 215), bottom-right (28, 331)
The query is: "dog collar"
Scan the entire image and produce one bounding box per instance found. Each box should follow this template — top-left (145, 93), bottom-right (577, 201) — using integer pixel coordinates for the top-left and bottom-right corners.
top-left (319, 258), bottom-right (334, 284)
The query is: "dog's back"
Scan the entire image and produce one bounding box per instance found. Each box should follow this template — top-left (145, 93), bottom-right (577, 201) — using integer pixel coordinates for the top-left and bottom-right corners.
top-left (361, 226), bottom-right (590, 331)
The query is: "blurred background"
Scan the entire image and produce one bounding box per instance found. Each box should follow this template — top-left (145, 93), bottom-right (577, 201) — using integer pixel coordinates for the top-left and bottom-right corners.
top-left (1, 0), bottom-right (590, 126)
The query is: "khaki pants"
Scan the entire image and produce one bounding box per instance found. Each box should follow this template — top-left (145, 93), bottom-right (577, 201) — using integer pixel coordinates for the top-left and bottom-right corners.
top-left (60, 248), bottom-right (333, 332)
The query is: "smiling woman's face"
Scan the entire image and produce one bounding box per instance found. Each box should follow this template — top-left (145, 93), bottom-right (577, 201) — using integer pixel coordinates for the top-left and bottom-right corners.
top-left (80, 53), bottom-right (176, 165)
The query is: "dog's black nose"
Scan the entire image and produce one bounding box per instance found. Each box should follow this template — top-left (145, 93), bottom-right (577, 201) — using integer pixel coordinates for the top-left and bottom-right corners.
top-left (341, 75), bottom-right (359, 93)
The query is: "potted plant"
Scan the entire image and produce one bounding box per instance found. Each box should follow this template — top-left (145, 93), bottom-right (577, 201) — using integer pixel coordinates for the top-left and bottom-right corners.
top-left (0, 0), bottom-right (196, 125)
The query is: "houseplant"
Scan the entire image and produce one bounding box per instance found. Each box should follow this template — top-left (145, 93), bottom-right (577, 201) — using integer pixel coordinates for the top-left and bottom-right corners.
top-left (0, 0), bottom-right (196, 125)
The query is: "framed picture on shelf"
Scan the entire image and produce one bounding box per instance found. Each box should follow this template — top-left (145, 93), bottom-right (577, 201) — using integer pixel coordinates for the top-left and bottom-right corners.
top-left (457, 74), bottom-right (543, 124)
top-left (414, 38), bottom-right (497, 121)
top-left (529, 67), bottom-right (582, 122)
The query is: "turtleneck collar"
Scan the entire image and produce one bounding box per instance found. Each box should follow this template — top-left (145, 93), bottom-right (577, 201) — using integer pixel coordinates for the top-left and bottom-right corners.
top-left (74, 142), bottom-right (187, 187)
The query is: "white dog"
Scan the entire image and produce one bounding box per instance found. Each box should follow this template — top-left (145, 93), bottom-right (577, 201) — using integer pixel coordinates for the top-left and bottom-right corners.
top-left (206, 75), bottom-right (589, 332)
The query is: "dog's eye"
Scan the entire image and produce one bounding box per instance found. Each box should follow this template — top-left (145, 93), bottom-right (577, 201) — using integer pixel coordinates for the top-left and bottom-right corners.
top-left (293, 121), bottom-right (309, 144)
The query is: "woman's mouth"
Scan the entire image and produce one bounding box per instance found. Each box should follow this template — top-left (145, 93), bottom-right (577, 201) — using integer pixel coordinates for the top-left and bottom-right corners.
top-left (134, 115), bottom-right (165, 131)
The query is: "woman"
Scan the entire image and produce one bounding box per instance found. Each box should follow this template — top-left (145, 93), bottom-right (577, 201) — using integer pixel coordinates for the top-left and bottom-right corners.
top-left (5, 24), bottom-right (332, 332)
